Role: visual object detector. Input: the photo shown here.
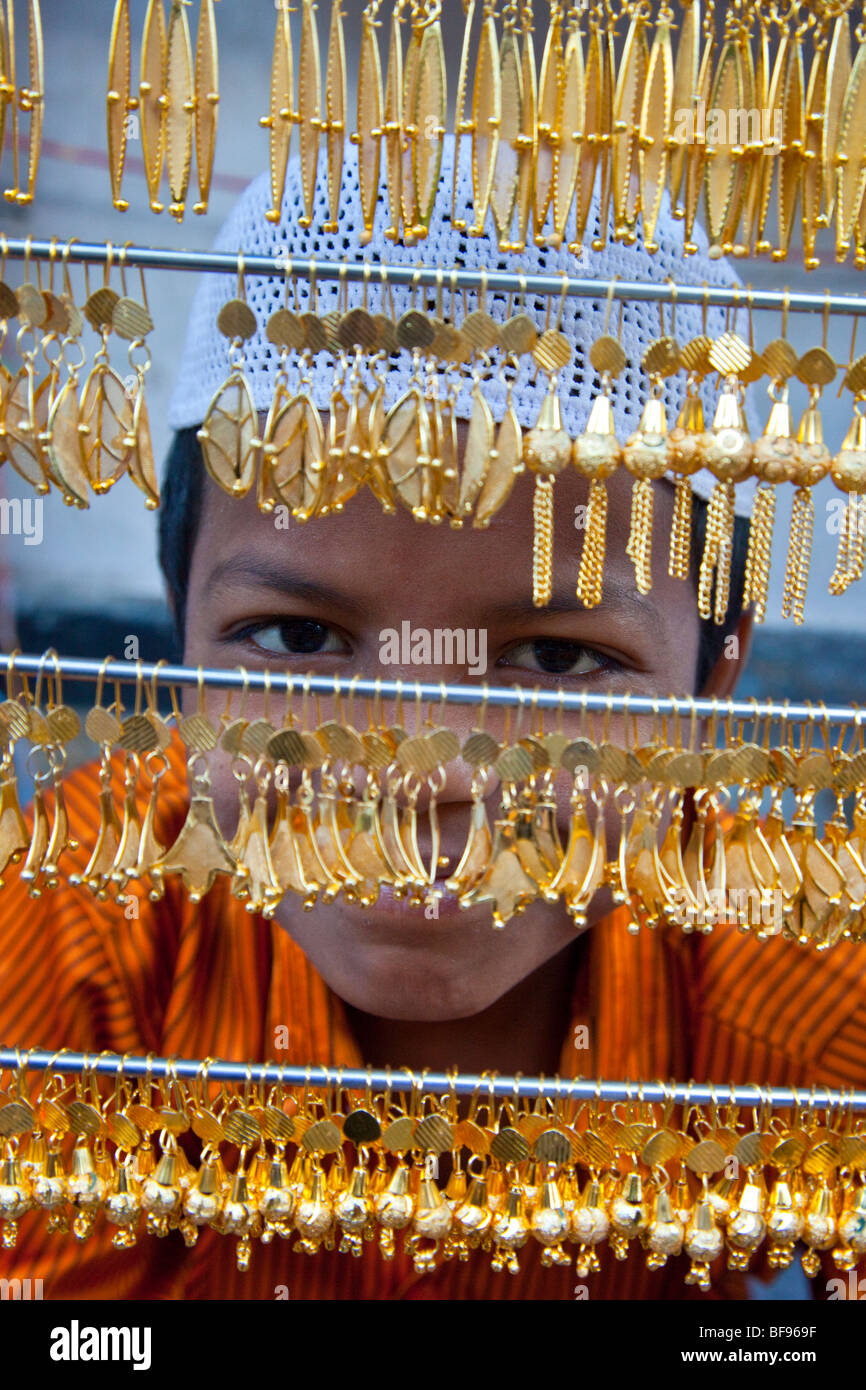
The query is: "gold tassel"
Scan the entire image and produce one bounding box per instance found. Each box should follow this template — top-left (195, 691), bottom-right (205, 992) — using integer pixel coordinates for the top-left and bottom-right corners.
top-left (743, 485), bottom-right (776, 623)
top-left (626, 477), bottom-right (654, 595)
top-left (532, 476), bottom-right (555, 608)
top-left (576, 477), bottom-right (608, 609)
top-left (698, 481), bottom-right (736, 624)
top-left (623, 386), bottom-right (670, 594)
top-left (669, 475), bottom-right (692, 581)
top-left (830, 406), bottom-right (866, 594)
top-left (782, 486), bottom-right (814, 625)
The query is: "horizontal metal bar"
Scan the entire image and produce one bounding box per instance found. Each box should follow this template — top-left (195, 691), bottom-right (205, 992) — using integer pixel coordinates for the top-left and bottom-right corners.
top-left (5, 652), bottom-right (864, 725)
top-left (1, 1049), bottom-right (862, 1108)
top-left (3, 237), bottom-right (866, 316)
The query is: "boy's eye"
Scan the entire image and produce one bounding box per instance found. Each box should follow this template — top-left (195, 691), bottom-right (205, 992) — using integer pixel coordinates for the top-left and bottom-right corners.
top-left (500, 639), bottom-right (610, 678)
top-left (244, 619), bottom-right (348, 658)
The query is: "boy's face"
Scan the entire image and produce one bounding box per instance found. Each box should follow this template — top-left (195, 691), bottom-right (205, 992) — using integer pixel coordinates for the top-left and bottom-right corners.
top-left (183, 421), bottom-right (750, 1022)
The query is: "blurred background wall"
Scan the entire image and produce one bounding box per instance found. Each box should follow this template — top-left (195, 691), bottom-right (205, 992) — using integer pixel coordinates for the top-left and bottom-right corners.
top-left (0, 0), bottom-right (864, 703)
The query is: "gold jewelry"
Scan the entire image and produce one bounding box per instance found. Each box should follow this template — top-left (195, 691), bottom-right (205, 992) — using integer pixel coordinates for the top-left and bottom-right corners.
top-left (197, 256), bottom-right (259, 497)
top-left (193, 0), bottom-right (219, 216)
top-left (107, 0), bottom-right (134, 212)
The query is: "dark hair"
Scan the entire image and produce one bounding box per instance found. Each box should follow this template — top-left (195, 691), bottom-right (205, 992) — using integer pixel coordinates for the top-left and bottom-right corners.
top-left (158, 427), bottom-right (749, 691)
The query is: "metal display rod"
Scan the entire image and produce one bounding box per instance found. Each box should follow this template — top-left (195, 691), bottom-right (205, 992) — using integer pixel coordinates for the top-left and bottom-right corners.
top-left (4, 236), bottom-right (866, 316)
top-left (1, 1049), bottom-right (862, 1108)
top-left (6, 653), bottom-right (864, 725)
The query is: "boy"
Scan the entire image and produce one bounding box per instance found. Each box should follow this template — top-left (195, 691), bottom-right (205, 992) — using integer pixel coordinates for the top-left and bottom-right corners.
top-left (1, 141), bottom-right (863, 1301)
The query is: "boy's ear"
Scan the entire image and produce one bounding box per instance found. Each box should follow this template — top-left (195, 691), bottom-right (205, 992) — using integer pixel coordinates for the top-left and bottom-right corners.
top-left (700, 609), bottom-right (754, 699)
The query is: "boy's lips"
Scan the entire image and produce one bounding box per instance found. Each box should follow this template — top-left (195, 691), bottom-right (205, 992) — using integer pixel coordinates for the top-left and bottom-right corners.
top-left (359, 881), bottom-right (468, 921)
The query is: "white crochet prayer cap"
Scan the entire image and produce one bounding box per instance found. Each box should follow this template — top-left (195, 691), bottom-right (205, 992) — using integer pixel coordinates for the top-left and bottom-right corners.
top-left (170, 133), bottom-right (758, 517)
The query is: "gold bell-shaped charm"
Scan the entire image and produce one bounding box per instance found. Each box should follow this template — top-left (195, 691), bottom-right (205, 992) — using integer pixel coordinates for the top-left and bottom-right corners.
top-left (374, 1161), bottom-right (415, 1259)
top-left (833, 1180), bottom-right (866, 1271)
top-left (623, 384), bottom-right (671, 595)
top-left (609, 1170), bottom-right (648, 1260)
top-left (222, 1169), bottom-right (257, 1270)
top-left (801, 1178), bottom-right (837, 1277)
top-left (182, 1155), bottom-right (224, 1246)
top-left (0, 1153), bottom-right (32, 1248)
top-left (524, 374), bottom-right (572, 607)
top-left (257, 1155), bottom-right (295, 1242)
top-left (708, 1169), bottom-right (739, 1225)
top-left (294, 1163), bottom-right (334, 1256)
top-left (766, 1173), bottom-right (805, 1270)
top-left (781, 385), bottom-right (831, 624)
top-left (453, 1173), bottom-right (494, 1256)
top-left (407, 1173), bottom-right (452, 1273)
top-left (33, 1146), bottom-right (68, 1231)
top-left (529, 1168), bottom-right (571, 1267)
top-left (684, 1188), bottom-right (724, 1290)
top-left (725, 1171), bottom-right (768, 1272)
top-left (572, 1175), bottom-right (610, 1277)
top-left (667, 382), bottom-right (704, 581)
top-left (573, 348), bottom-right (625, 608)
top-left (141, 1148), bottom-right (183, 1237)
top-left (335, 1165), bottom-right (372, 1258)
top-left (491, 1182), bottom-right (530, 1274)
top-left (645, 1182), bottom-right (684, 1270)
top-left (68, 1140), bottom-right (107, 1240)
top-left (105, 1161), bottom-right (141, 1248)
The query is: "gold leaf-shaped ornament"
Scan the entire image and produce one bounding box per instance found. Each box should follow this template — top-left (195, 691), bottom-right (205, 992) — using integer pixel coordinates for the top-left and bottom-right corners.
top-left (823, 14), bottom-right (851, 231)
top-left (298, 0), bottom-right (322, 228)
top-left (470, 11), bottom-right (500, 238)
top-left (667, 0), bottom-right (700, 218)
top-left (413, 10), bottom-right (447, 236)
top-left (3, 361), bottom-right (51, 491)
top-left (383, 1), bottom-right (404, 240)
top-left (704, 36), bottom-right (748, 253)
top-left (323, 0), bottom-right (346, 233)
top-left (534, 4), bottom-right (564, 241)
top-left (261, 1), bottom-right (294, 225)
top-left (140, 0), bottom-right (167, 213)
top-left (164, 0), bottom-right (194, 220)
top-left (457, 382), bottom-right (494, 518)
top-left (78, 357), bottom-right (134, 494)
top-left (197, 370), bottom-right (258, 498)
top-left (836, 39), bottom-right (866, 260)
top-left (552, 18), bottom-right (584, 248)
top-left (44, 372), bottom-right (91, 509)
top-left (399, 6), bottom-right (423, 240)
top-left (450, 0), bottom-right (476, 231)
top-left (193, 0), bottom-right (219, 215)
top-left (354, 8), bottom-right (383, 245)
top-left (611, 9), bottom-right (649, 241)
top-left (474, 396), bottom-right (523, 527)
top-left (383, 388), bottom-right (428, 516)
top-left (638, 14), bottom-right (673, 253)
top-left (491, 20), bottom-right (523, 250)
top-left (107, 0), bottom-right (133, 211)
top-left (515, 8), bottom-right (537, 251)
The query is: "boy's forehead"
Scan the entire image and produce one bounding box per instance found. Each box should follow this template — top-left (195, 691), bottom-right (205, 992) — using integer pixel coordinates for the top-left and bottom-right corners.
top-left (195, 432), bottom-right (692, 641)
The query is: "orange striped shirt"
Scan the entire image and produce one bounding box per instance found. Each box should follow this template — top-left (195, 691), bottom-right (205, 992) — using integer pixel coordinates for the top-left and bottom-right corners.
top-left (1, 740), bottom-right (864, 1300)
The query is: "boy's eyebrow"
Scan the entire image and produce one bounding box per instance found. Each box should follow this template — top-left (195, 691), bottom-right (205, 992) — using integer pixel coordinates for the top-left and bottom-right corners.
top-left (206, 556), bottom-right (365, 614)
top-left (484, 578), bottom-right (666, 637)
top-left (205, 556), bottom-right (666, 636)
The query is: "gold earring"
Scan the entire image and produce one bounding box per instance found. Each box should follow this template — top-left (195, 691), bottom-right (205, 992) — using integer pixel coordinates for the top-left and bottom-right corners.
top-left (524, 321), bottom-right (573, 607)
top-left (139, 0), bottom-right (167, 214)
top-left (830, 326), bottom-right (866, 596)
top-left (164, 0), bottom-right (195, 221)
top-left (197, 255), bottom-right (259, 498)
top-left (107, 0), bottom-right (135, 212)
top-left (574, 286), bottom-right (626, 608)
top-left (193, 0), bottom-right (219, 215)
